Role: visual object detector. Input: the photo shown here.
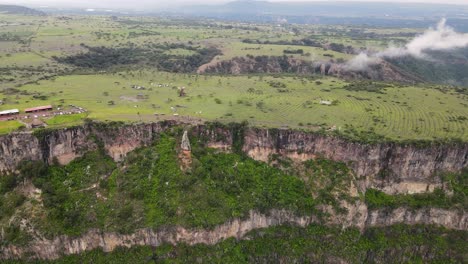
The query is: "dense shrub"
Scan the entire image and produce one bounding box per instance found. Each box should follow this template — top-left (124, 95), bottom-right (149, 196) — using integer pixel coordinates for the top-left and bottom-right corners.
top-left (53, 44), bottom-right (221, 73)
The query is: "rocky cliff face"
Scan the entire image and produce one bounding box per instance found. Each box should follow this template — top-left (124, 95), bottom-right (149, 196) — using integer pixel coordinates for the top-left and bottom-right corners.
top-left (1, 206), bottom-right (466, 260)
top-left (1, 122), bottom-right (466, 195)
top-left (199, 56), bottom-right (421, 83)
top-left (243, 128), bottom-right (467, 194)
top-left (0, 121), bottom-right (179, 173)
top-left (0, 122), bottom-right (467, 260)
top-left (0, 133), bottom-right (41, 173)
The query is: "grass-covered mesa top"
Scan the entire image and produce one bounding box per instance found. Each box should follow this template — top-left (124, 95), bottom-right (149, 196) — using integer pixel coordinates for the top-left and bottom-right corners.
top-left (0, 14), bottom-right (466, 141)
top-left (1, 71), bottom-right (467, 141)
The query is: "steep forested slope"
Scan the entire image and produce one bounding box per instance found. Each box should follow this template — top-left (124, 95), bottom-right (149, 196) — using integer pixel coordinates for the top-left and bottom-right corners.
top-left (386, 48), bottom-right (468, 86)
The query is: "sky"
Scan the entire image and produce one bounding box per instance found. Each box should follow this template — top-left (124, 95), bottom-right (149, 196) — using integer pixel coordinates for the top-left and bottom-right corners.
top-left (6, 0), bottom-right (468, 9)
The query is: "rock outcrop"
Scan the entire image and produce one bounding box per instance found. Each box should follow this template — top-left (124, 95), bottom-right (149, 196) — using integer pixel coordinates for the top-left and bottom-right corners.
top-left (1, 206), bottom-right (466, 260)
top-left (242, 128), bottom-right (468, 194)
top-left (0, 121), bottom-right (467, 260)
top-left (0, 121), bottom-right (178, 173)
top-left (180, 130), bottom-right (191, 151)
top-left (199, 56), bottom-right (421, 83)
top-left (0, 133), bottom-right (42, 173)
top-left (1, 122), bottom-right (466, 195)
top-left (179, 130), bottom-right (193, 171)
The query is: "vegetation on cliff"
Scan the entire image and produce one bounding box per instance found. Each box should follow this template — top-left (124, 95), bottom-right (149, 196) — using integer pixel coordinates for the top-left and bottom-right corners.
top-left (110, 134), bottom-right (316, 230)
top-left (1, 133), bottom-right (317, 240)
top-left (8, 224), bottom-right (466, 263)
top-left (0, 131), bottom-right (466, 250)
top-left (365, 169), bottom-right (467, 210)
top-left (386, 48), bottom-right (468, 86)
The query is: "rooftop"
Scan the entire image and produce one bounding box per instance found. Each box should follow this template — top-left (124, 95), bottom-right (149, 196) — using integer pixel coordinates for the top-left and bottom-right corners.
top-left (25, 105), bottom-right (53, 112)
top-left (0, 109), bottom-right (19, 115)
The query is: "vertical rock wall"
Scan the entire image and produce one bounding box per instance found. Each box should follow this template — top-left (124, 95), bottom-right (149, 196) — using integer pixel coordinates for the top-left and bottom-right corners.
top-left (0, 122), bottom-right (466, 194)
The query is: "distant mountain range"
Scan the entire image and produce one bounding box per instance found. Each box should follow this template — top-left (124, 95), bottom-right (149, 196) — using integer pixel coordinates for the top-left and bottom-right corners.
top-left (174, 0), bottom-right (468, 31)
top-left (0, 5), bottom-right (45, 15)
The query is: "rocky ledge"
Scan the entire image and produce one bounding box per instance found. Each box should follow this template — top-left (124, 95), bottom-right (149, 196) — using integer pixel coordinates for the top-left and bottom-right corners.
top-left (1, 205), bottom-right (466, 260)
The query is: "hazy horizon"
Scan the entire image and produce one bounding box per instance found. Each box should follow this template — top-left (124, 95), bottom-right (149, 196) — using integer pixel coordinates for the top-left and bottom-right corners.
top-left (4, 0), bottom-right (468, 10)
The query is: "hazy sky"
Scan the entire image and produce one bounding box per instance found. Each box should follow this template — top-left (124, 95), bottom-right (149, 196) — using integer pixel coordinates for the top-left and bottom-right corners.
top-left (7, 0), bottom-right (468, 9)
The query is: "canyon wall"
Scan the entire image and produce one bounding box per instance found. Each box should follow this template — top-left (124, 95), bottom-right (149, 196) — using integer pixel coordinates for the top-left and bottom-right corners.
top-left (0, 122), bottom-right (467, 260)
top-left (0, 121), bottom-right (178, 173)
top-left (199, 56), bottom-right (421, 83)
top-left (0, 122), bottom-right (466, 195)
top-left (1, 206), bottom-right (466, 260)
top-left (242, 129), bottom-right (468, 194)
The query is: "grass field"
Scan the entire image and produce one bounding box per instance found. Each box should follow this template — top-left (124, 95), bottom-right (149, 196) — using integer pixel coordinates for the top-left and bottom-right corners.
top-left (217, 42), bottom-right (353, 61)
top-left (0, 14), bottom-right (465, 140)
top-left (1, 70), bottom-right (466, 140)
top-left (0, 120), bottom-right (23, 134)
top-left (45, 112), bottom-right (88, 127)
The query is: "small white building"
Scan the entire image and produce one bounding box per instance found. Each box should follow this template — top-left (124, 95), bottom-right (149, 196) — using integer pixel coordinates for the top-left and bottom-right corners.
top-left (320, 100), bottom-right (332, 105)
top-left (0, 109), bottom-right (19, 117)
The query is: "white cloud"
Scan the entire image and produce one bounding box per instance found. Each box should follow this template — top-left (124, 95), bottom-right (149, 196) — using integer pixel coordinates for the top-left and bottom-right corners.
top-left (345, 53), bottom-right (380, 71)
top-left (378, 19), bottom-right (468, 58)
top-left (347, 19), bottom-right (468, 70)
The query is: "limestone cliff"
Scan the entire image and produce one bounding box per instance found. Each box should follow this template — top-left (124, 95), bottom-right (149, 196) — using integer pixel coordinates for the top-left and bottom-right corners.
top-left (0, 121), bottom-right (467, 260)
top-left (242, 128), bottom-right (468, 194)
top-left (1, 207), bottom-right (466, 260)
top-left (0, 121), bottom-right (179, 173)
top-left (0, 122), bottom-right (466, 195)
top-left (0, 133), bottom-right (41, 173)
top-left (199, 56), bottom-right (421, 83)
